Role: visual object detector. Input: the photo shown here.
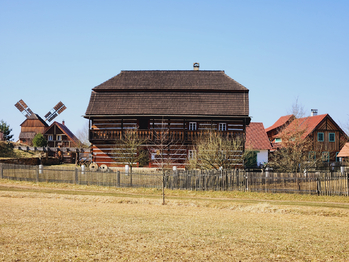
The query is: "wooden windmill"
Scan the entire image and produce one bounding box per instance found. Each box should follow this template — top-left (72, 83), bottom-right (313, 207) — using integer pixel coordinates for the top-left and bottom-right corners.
top-left (15, 99), bottom-right (67, 145)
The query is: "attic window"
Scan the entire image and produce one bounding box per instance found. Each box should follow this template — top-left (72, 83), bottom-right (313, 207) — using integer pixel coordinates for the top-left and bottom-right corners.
top-left (275, 138), bottom-right (282, 143)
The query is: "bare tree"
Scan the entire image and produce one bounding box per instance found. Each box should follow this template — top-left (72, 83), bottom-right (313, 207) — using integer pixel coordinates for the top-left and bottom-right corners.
top-left (76, 121), bottom-right (91, 148)
top-left (268, 119), bottom-right (322, 172)
top-left (113, 129), bottom-right (149, 185)
top-left (147, 125), bottom-right (186, 205)
top-left (344, 115), bottom-right (349, 136)
top-left (288, 96), bottom-right (306, 119)
top-left (188, 131), bottom-right (244, 170)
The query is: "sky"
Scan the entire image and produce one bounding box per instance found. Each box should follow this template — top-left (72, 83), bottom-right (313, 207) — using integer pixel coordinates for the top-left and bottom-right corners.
top-left (1, 0), bottom-right (349, 140)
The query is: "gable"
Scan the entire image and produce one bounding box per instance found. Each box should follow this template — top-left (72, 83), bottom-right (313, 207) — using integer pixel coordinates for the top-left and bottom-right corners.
top-left (44, 122), bottom-right (79, 144)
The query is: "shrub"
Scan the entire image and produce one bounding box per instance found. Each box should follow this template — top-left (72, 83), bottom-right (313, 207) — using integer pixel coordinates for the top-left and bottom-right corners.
top-left (32, 133), bottom-right (47, 147)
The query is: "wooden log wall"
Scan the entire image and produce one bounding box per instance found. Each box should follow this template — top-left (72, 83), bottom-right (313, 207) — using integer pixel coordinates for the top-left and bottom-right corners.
top-left (90, 118), bottom-right (246, 167)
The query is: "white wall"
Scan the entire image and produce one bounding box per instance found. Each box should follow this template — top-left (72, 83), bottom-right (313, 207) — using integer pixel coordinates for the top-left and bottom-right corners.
top-left (257, 150), bottom-right (268, 166)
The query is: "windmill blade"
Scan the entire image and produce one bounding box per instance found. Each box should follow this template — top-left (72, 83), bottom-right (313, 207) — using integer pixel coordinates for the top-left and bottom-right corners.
top-left (44, 101), bottom-right (67, 122)
top-left (14, 99), bottom-right (33, 118)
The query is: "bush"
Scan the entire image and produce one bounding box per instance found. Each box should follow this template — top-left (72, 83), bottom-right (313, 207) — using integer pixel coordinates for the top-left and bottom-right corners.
top-left (32, 133), bottom-right (47, 147)
top-left (0, 142), bottom-right (14, 157)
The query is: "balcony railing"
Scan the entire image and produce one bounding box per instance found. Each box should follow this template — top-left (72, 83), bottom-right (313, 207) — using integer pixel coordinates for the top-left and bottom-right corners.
top-left (89, 129), bottom-right (238, 142)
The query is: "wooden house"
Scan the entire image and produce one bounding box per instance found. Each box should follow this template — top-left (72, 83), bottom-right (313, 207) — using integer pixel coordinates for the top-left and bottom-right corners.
top-left (19, 114), bottom-right (48, 145)
top-left (266, 113), bottom-right (348, 163)
top-left (44, 121), bottom-right (79, 148)
top-left (265, 114), bottom-right (295, 149)
top-left (84, 65), bottom-right (251, 168)
top-left (245, 122), bottom-right (272, 167)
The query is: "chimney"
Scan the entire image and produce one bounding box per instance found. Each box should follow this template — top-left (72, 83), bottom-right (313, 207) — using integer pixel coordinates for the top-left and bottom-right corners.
top-left (62, 120), bottom-right (65, 125)
top-left (193, 62), bottom-right (200, 71)
top-left (311, 109), bottom-right (318, 116)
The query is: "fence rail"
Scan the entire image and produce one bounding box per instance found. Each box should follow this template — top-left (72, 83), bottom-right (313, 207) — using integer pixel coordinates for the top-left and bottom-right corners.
top-left (0, 163), bottom-right (348, 196)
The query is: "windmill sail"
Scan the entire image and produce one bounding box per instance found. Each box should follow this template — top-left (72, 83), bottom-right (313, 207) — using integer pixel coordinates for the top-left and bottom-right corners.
top-left (44, 101), bottom-right (67, 122)
top-left (14, 99), bottom-right (34, 118)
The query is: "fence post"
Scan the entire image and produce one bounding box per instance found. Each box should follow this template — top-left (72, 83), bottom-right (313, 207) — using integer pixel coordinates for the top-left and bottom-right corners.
top-left (0, 163), bottom-right (3, 179)
top-left (36, 166), bottom-right (39, 183)
top-left (347, 172), bottom-right (349, 196)
top-left (317, 176), bottom-right (321, 196)
top-left (74, 168), bottom-right (78, 184)
top-left (117, 171), bottom-right (120, 187)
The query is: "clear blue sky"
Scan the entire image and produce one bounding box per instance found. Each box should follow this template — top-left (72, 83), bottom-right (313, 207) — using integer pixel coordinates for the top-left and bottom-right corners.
top-left (1, 0), bottom-right (349, 140)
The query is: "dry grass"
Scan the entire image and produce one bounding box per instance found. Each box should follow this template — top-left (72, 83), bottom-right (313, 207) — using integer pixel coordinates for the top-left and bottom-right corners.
top-left (1, 180), bottom-right (349, 261)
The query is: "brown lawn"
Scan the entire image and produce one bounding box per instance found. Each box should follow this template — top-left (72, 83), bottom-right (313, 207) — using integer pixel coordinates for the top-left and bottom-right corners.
top-left (1, 180), bottom-right (349, 261)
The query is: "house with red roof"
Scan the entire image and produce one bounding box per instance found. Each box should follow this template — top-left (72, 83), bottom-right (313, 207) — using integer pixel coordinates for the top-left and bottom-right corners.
top-left (245, 122), bottom-right (272, 167)
top-left (266, 113), bottom-right (348, 163)
top-left (338, 143), bottom-right (349, 162)
top-left (44, 121), bottom-right (79, 148)
top-left (265, 114), bottom-right (295, 148)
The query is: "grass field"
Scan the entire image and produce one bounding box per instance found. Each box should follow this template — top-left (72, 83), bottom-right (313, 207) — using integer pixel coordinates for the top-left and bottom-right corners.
top-left (1, 180), bottom-right (349, 261)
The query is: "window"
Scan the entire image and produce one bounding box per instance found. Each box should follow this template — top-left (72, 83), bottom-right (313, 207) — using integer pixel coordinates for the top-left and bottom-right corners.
top-left (57, 135), bottom-right (62, 141)
top-left (308, 151), bottom-right (316, 160)
top-left (48, 135), bottom-right (53, 141)
top-left (189, 122), bottom-right (197, 131)
top-left (275, 138), bottom-right (282, 143)
top-left (188, 150), bottom-right (196, 160)
top-left (322, 151), bottom-right (329, 162)
top-left (218, 123), bottom-right (226, 131)
top-left (317, 132), bottom-right (324, 142)
top-left (336, 152), bottom-right (340, 162)
top-left (329, 133), bottom-right (335, 142)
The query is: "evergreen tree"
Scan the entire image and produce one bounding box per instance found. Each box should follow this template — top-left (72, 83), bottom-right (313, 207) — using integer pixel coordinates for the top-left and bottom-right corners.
top-left (0, 120), bottom-right (14, 141)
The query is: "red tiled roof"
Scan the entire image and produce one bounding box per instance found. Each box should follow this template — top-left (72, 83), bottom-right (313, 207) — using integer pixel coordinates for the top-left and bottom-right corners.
top-left (280, 114), bottom-right (328, 139)
top-left (338, 143), bottom-right (349, 157)
top-left (265, 114), bottom-right (294, 133)
top-left (246, 122), bottom-right (271, 150)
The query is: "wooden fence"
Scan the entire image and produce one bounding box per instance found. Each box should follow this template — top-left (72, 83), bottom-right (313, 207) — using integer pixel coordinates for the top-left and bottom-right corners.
top-left (1, 163), bottom-right (348, 196)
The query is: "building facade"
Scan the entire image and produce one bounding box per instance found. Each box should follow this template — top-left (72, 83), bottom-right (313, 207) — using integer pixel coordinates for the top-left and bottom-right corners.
top-left (266, 113), bottom-right (348, 163)
top-left (85, 66), bottom-right (251, 168)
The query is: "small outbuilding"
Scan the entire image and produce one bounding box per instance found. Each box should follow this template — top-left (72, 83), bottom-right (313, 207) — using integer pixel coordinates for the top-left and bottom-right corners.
top-left (245, 122), bottom-right (272, 167)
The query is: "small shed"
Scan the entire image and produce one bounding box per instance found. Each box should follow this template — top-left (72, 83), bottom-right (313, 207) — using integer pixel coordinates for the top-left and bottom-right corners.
top-left (245, 122), bottom-right (272, 167)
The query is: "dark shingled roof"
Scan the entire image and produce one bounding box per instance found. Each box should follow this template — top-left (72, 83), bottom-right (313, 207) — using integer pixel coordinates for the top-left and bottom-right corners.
top-left (93, 70), bottom-right (248, 92)
top-left (86, 70), bottom-right (249, 117)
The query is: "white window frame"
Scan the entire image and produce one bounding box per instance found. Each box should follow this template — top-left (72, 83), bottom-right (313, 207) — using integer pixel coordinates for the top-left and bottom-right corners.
top-left (189, 122), bottom-right (197, 131)
top-left (218, 123), bottom-right (226, 131)
top-left (48, 135), bottom-right (53, 141)
top-left (57, 135), bottom-right (62, 141)
top-left (188, 150), bottom-right (196, 160)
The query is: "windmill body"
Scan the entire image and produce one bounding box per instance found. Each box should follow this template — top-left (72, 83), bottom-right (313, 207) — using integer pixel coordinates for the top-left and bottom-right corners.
top-left (15, 99), bottom-right (66, 145)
